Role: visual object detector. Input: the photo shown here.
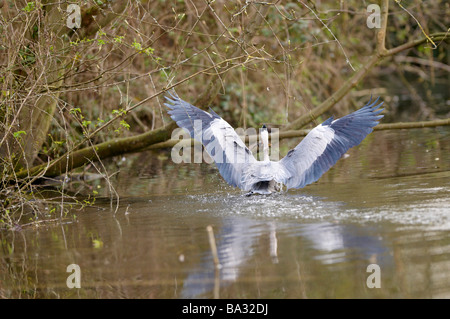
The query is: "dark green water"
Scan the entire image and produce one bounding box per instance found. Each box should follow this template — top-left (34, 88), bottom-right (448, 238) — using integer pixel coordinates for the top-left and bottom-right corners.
top-left (1, 128), bottom-right (449, 298)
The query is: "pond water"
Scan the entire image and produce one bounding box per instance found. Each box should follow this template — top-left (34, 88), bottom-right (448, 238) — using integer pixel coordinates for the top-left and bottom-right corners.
top-left (1, 128), bottom-right (449, 299)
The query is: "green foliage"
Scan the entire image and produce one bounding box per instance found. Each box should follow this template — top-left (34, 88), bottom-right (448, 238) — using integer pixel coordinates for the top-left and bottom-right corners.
top-left (112, 108), bottom-right (127, 116)
top-left (132, 40), bottom-right (142, 51)
top-left (114, 35), bottom-right (124, 43)
top-left (69, 108), bottom-right (81, 115)
top-left (96, 117), bottom-right (105, 127)
top-left (144, 47), bottom-right (155, 56)
top-left (13, 131), bottom-right (26, 139)
top-left (82, 120), bottom-right (92, 128)
top-left (22, 2), bottom-right (36, 13)
top-left (120, 120), bottom-right (130, 130)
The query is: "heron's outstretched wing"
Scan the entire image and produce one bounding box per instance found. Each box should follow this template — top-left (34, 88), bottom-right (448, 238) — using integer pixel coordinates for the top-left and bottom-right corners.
top-left (277, 97), bottom-right (384, 189)
top-left (165, 92), bottom-right (257, 188)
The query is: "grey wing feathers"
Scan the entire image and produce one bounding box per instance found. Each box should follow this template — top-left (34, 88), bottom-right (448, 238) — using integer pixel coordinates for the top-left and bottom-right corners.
top-left (278, 97), bottom-right (384, 189)
top-left (165, 92), bottom-right (257, 189)
top-left (164, 91), bottom-right (220, 140)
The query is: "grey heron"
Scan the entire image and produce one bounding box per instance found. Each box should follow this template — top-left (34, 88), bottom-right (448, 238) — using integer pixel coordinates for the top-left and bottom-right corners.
top-left (165, 92), bottom-right (384, 195)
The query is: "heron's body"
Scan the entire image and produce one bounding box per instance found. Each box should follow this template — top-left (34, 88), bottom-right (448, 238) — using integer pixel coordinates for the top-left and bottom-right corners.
top-left (240, 161), bottom-right (286, 195)
top-left (165, 92), bottom-right (384, 195)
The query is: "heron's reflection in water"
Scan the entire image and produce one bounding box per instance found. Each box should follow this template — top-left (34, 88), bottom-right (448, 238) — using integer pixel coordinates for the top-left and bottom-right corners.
top-left (180, 215), bottom-right (390, 298)
top-left (181, 217), bottom-right (259, 298)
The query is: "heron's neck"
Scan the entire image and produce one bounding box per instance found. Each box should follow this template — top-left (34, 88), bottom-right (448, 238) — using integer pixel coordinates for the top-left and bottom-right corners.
top-left (261, 130), bottom-right (270, 162)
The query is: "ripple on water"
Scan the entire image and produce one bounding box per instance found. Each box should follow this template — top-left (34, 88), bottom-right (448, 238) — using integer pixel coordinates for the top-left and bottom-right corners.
top-left (182, 183), bottom-right (450, 230)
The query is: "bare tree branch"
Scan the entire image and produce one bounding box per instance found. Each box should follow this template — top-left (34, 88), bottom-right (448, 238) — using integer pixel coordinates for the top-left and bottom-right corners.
top-left (283, 0), bottom-right (448, 131)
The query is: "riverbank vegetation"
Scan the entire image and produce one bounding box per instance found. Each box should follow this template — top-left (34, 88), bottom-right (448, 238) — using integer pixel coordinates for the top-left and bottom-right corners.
top-left (0, 0), bottom-right (448, 229)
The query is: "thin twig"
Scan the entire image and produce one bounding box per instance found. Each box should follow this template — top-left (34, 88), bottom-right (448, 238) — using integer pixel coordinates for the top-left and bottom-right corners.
top-left (298, 0), bottom-right (356, 71)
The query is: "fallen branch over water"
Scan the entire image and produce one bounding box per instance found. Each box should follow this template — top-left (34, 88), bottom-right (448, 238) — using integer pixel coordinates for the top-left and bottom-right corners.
top-left (375, 118), bottom-right (450, 130)
top-left (146, 118), bottom-right (450, 150)
top-left (13, 116), bottom-right (449, 180)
